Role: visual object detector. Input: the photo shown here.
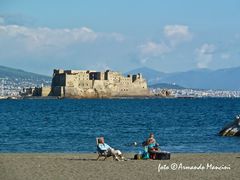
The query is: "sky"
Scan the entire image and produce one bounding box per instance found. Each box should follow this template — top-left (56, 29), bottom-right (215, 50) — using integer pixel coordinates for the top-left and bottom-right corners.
top-left (0, 0), bottom-right (240, 75)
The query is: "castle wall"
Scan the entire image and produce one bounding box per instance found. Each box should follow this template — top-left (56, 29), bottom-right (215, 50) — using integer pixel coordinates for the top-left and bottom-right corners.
top-left (46, 69), bottom-right (150, 98)
top-left (52, 73), bottom-right (66, 87)
top-left (32, 87), bottom-right (52, 96)
top-left (65, 74), bottom-right (78, 87)
top-left (41, 87), bottom-right (52, 96)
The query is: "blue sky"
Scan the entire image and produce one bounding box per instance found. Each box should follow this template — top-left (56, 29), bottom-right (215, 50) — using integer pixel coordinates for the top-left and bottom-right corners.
top-left (0, 0), bottom-right (240, 75)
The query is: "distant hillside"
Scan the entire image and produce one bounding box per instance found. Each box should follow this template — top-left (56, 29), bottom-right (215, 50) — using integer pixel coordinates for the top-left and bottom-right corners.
top-left (160, 67), bottom-right (240, 90)
top-left (0, 66), bottom-right (51, 93)
top-left (149, 83), bottom-right (185, 89)
top-left (125, 67), bottom-right (166, 85)
top-left (126, 66), bottom-right (240, 90)
top-left (0, 66), bottom-right (50, 80)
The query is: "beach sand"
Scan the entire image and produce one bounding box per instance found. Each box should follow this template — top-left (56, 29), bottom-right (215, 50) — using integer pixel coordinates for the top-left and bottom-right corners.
top-left (0, 153), bottom-right (239, 180)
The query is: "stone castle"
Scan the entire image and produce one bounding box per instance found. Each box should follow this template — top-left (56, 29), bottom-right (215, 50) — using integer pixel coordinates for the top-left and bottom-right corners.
top-left (29, 69), bottom-right (149, 98)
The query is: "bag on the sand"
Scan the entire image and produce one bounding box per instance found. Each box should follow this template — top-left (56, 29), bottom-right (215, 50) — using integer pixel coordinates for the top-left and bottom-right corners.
top-left (154, 151), bottom-right (171, 160)
top-left (134, 154), bottom-right (142, 160)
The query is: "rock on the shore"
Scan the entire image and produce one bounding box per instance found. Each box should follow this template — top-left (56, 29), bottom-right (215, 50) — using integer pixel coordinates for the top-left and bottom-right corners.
top-left (219, 115), bottom-right (240, 136)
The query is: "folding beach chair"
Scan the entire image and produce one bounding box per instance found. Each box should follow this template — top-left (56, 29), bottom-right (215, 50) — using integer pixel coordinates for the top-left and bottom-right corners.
top-left (96, 137), bottom-right (113, 160)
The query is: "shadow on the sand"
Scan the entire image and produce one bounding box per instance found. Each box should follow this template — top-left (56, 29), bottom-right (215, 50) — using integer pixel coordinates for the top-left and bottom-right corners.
top-left (65, 158), bottom-right (134, 161)
top-left (66, 158), bottom-right (97, 161)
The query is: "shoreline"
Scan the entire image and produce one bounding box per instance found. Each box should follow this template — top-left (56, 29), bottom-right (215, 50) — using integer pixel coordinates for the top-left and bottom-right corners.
top-left (1, 96), bottom-right (240, 100)
top-left (1, 153), bottom-right (239, 180)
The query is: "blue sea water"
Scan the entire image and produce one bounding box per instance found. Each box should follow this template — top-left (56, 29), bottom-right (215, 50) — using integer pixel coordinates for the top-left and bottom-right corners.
top-left (0, 98), bottom-right (240, 153)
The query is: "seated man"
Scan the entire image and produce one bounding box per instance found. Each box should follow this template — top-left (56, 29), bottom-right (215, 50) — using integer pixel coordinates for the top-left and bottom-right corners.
top-left (97, 137), bottom-right (124, 161)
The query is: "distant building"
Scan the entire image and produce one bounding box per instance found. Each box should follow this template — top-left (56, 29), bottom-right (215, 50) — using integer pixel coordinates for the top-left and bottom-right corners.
top-left (29, 69), bottom-right (149, 98)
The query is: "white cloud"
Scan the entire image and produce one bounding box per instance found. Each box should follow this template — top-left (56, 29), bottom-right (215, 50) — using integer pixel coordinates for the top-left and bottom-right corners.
top-left (164, 25), bottom-right (192, 46)
top-left (138, 41), bottom-right (170, 57)
top-left (0, 25), bottom-right (124, 51)
top-left (137, 41), bottom-right (171, 64)
top-left (0, 25), bottom-right (97, 51)
top-left (0, 24), bottom-right (127, 74)
top-left (136, 24), bottom-right (192, 64)
top-left (195, 43), bottom-right (216, 68)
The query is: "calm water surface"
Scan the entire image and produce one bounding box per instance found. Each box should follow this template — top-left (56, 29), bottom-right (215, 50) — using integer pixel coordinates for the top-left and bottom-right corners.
top-left (0, 98), bottom-right (239, 153)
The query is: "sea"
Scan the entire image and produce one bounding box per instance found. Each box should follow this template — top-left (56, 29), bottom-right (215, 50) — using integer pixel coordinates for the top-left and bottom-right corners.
top-left (0, 98), bottom-right (239, 153)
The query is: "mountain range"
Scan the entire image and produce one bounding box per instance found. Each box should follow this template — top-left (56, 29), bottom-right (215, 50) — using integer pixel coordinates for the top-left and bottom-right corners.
top-left (148, 83), bottom-right (185, 89)
top-left (126, 66), bottom-right (240, 90)
top-left (0, 65), bottom-right (240, 90)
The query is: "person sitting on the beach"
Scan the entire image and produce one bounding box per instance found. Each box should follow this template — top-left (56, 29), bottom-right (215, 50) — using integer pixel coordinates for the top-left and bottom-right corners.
top-left (145, 133), bottom-right (160, 159)
top-left (97, 137), bottom-right (124, 161)
top-left (147, 133), bottom-right (158, 145)
top-left (148, 138), bottom-right (159, 159)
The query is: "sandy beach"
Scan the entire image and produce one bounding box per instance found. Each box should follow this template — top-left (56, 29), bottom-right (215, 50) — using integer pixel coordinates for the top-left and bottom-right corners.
top-left (0, 153), bottom-right (239, 180)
